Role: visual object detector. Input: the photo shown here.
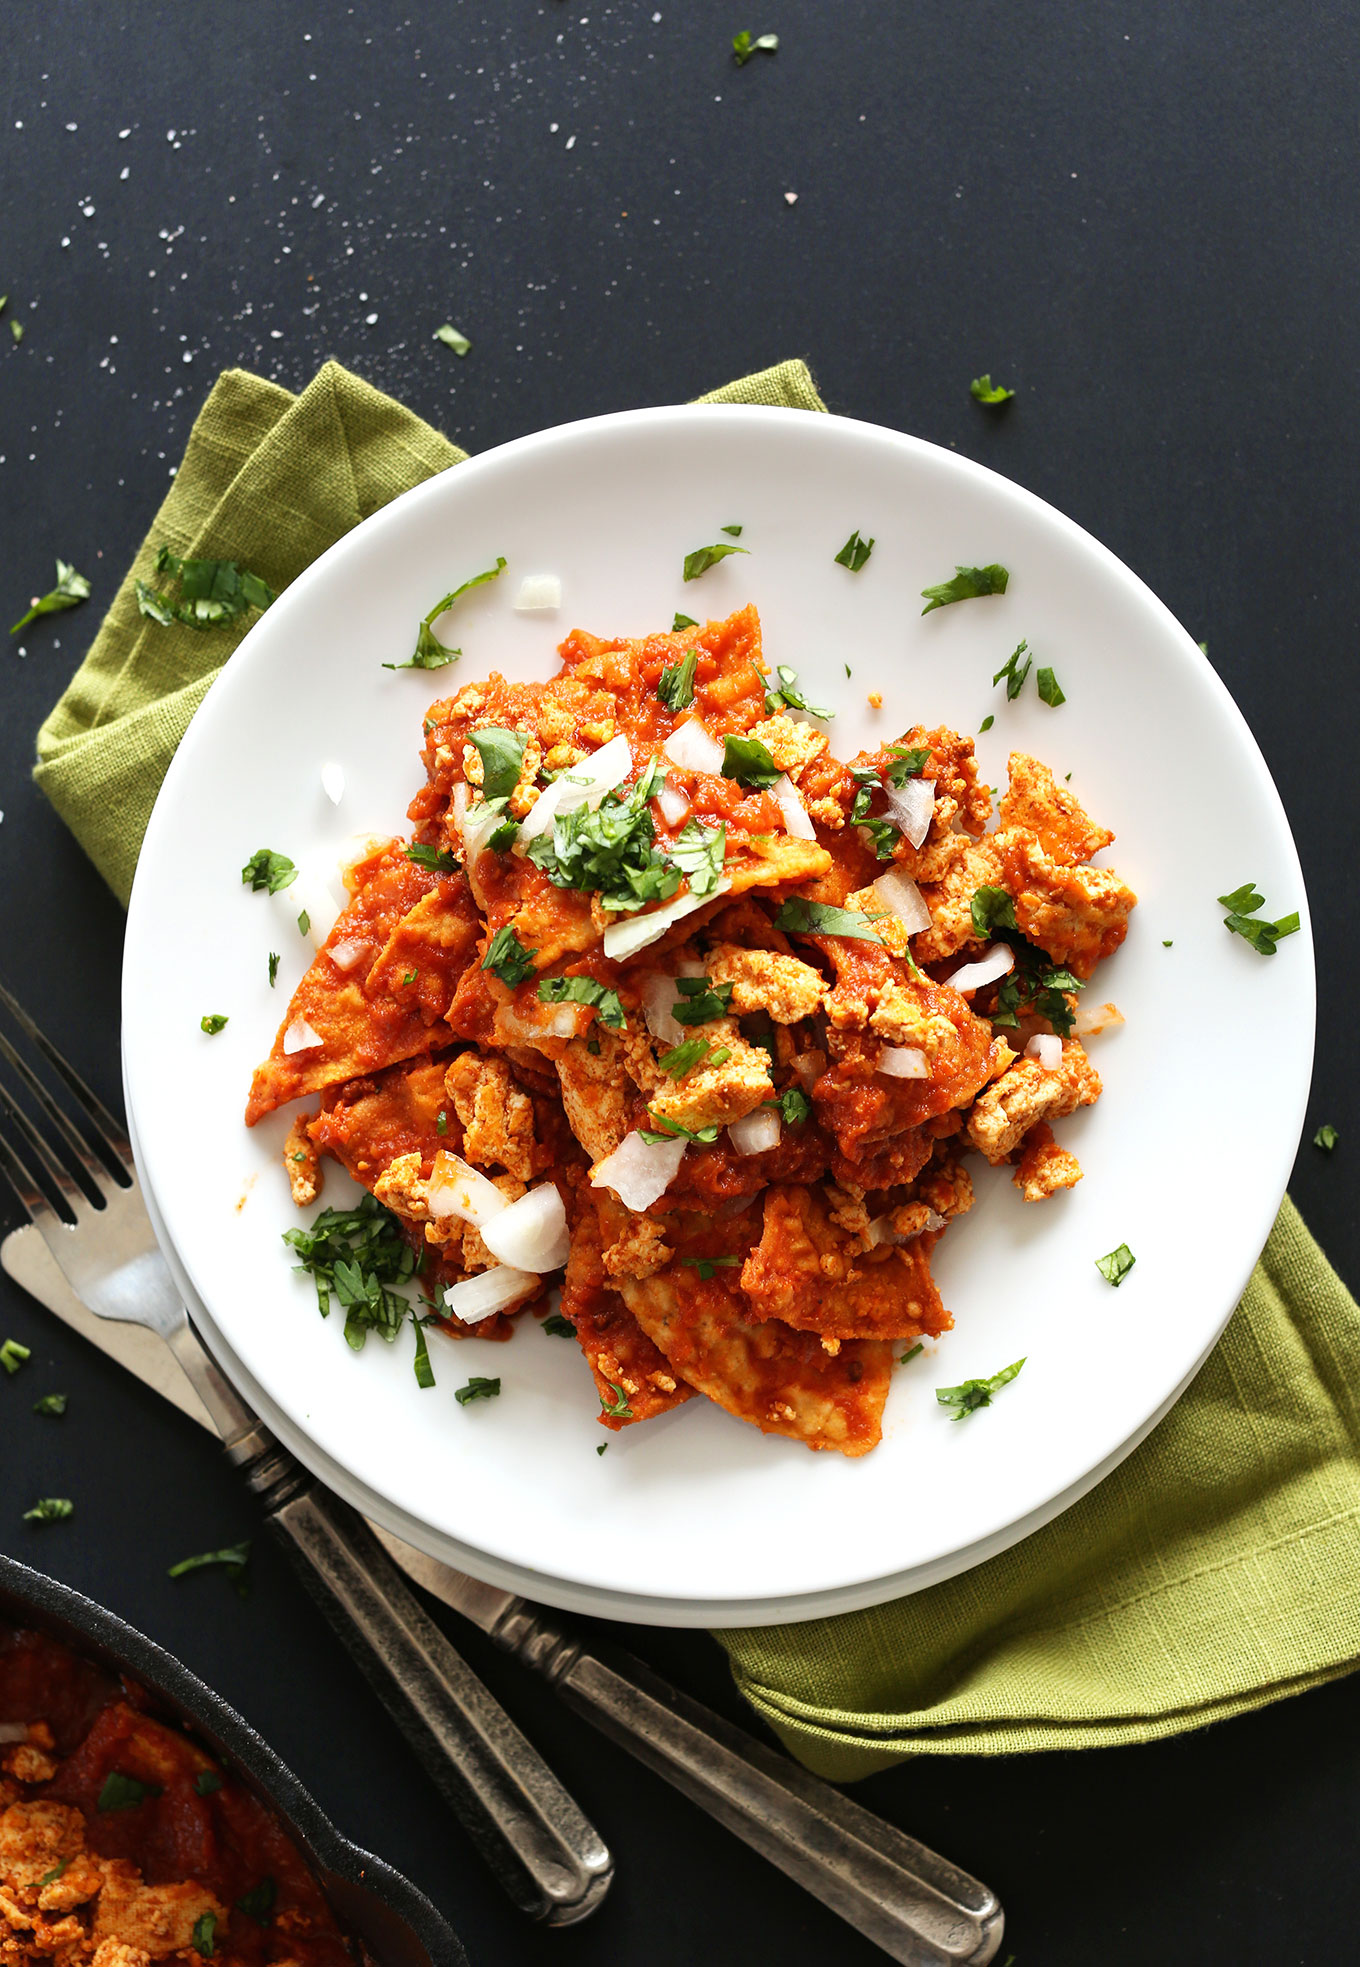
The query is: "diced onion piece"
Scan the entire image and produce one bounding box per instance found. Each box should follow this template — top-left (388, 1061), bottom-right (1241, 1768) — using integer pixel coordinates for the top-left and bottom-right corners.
top-left (772, 773), bottom-right (816, 840)
top-left (591, 1130), bottom-right (687, 1210)
top-left (321, 761), bottom-right (345, 804)
top-left (514, 573), bottom-right (561, 612)
top-left (662, 717), bottom-right (725, 776)
top-left (791, 1050), bottom-right (825, 1090)
top-left (283, 1018), bottom-right (324, 1055)
top-left (427, 1151), bottom-right (508, 1228)
top-left (728, 1107), bottom-right (781, 1155)
top-left (459, 790), bottom-right (511, 862)
top-left (0, 1724), bottom-right (28, 1745)
top-left (1075, 999), bottom-right (1124, 1038)
top-left (291, 863), bottom-right (343, 947)
top-left (883, 776), bottom-right (935, 848)
top-left (480, 1183), bottom-right (571, 1272)
top-left (602, 876), bottom-right (732, 962)
top-left (641, 973), bottom-right (685, 1046)
top-left (871, 868), bottom-right (932, 936)
top-left (329, 937), bottom-right (372, 974)
top-left (445, 1266), bottom-right (540, 1325)
top-left (868, 1206), bottom-right (947, 1247)
top-left (655, 776), bottom-right (690, 828)
top-left (518, 733), bottom-right (633, 844)
top-left (1025, 1033), bottom-right (1064, 1069)
top-left (544, 1005), bottom-right (579, 1038)
top-left (878, 1045), bottom-right (930, 1079)
top-left (943, 942), bottom-right (1015, 993)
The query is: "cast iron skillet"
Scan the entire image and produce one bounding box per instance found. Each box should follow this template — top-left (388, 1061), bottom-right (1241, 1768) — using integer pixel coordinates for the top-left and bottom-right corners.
top-left (0, 1551), bottom-right (468, 1967)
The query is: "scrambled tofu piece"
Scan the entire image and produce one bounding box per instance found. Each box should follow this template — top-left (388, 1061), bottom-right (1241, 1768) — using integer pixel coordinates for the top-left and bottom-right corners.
top-left (601, 1212), bottom-right (674, 1281)
top-left (0, 1746), bottom-right (56, 1787)
top-left (910, 834), bottom-right (1006, 965)
top-left (705, 943), bottom-right (826, 1023)
top-left (372, 1151), bottom-right (524, 1263)
top-left (744, 715), bottom-right (828, 778)
top-left (0, 1802), bottom-right (85, 1893)
top-left (555, 1033), bottom-right (630, 1161)
top-left (1013, 1121), bottom-right (1084, 1201)
top-left (372, 1150), bottom-right (432, 1223)
top-left (867, 980), bottom-right (961, 1059)
top-left (914, 1145), bottom-right (976, 1221)
top-left (93, 1868), bottom-right (226, 1957)
top-left (1000, 753), bottom-right (1114, 864)
top-left (966, 1040), bottom-right (1102, 1163)
top-left (1002, 836), bottom-right (1138, 980)
top-left (646, 1023), bottom-right (773, 1133)
top-left (91, 1944), bottom-right (151, 1967)
top-left (444, 1051), bottom-right (536, 1181)
top-left (283, 1115), bottom-right (322, 1207)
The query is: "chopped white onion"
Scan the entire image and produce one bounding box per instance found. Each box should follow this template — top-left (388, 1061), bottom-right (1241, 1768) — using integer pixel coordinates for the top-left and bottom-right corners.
top-left (544, 1005), bottom-right (579, 1038)
top-left (458, 789), bottom-right (511, 862)
top-left (883, 776), bottom-right (935, 849)
top-left (602, 876), bottom-right (732, 962)
top-left (426, 1151), bottom-right (508, 1228)
top-left (291, 863), bottom-right (343, 947)
top-left (283, 1017), bottom-right (324, 1055)
top-left (480, 1183), bottom-right (571, 1272)
top-left (871, 868), bottom-right (932, 936)
top-left (1075, 999), bottom-right (1124, 1038)
top-left (728, 1107), bottom-right (781, 1155)
top-left (867, 1207), bottom-right (947, 1247)
top-left (662, 717), bottom-right (725, 776)
top-left (878, 1045), bottom-right (930, 1079)
top-left (591, 1130), bottom-right (687, 1210)
top-left (445, 1266), bottom-right (540, 1325)
top-left (320, 761), bottom-right (345, 805)
top-left (1025, 1033), bottom-right (1064, 1070)
top-left (329, 937), bottom-right (372, 974)
top-left (943, 942), bottom-right (1015, 993)
top-left (518, 733), bottom-right (633, 843)
top-left (0, 1724), bottom-right (28, 1745)
top-left (791, 1050), bottom-right (825, 1090)
top-left (513, 573), bottom-right (562, 612)
top-left (772, 773), bottom-right (817, 840)
top-left (655, 776), bottom-right (690, 828)
top-left (641, 973), bottom-right (685, 1046)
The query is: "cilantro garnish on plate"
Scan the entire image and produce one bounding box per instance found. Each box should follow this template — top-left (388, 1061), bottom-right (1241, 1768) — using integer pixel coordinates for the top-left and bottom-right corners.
top-left (834, 530), bottom-right (874, 572)
top-left (1217, 882), bottom-right (1300, 956)
top-left (936, 1357), bottom-right (1025, 1419)
top-left (384, 557), bottom-right (506, 670)
top-left (922, 564), bottom-right (1010, 614)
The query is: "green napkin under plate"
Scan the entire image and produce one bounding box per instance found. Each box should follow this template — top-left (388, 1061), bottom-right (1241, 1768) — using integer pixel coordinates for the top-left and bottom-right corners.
top-left (35, 360), bottom-right (1360, 1780)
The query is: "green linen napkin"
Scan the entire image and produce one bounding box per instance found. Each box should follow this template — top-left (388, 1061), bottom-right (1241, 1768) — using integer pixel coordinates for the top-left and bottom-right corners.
top-left (35, 361), bottom-right (1359, 1780)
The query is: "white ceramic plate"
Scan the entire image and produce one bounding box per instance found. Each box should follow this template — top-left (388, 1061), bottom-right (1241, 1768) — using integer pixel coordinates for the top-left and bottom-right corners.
top-left (123, 405), bottom-right (1314, 1622)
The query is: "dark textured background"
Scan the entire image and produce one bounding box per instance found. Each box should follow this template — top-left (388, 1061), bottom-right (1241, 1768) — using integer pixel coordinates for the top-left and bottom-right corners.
top-left (2, 4), bottom-right (1357, 1962)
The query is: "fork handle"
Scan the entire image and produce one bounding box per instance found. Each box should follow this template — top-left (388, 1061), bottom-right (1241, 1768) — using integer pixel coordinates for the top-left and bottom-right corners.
top-left (227, 1425), bottom-right (613, 1925)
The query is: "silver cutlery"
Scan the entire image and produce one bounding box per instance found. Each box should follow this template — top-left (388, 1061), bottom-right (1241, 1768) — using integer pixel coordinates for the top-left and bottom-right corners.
top-left (0, 985), bottom-right (1005, 1966)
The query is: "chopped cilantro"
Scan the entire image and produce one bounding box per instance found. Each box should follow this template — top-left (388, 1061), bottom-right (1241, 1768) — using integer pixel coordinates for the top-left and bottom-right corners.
top-left (469, 727), bottom-right (527, 800)
top-left (10, 319), bottom-right (24, 345)
top-left (936, 1357), bottom-right (1025, 1419)
top-left (921, 564), bottom-right (1009, 614)
top-left (993, 641), bottom-right (1033, 700)
top-left (774, 898), bottom-right (881, 942)
top-left (33, 1393), bottom-right (67, 1417)
top-left (23, 1497), bottom-right (73, 1524)
top-left (401, 968), bottom-right (418, 987)
top-left (136, 547), bottom-right (273, 632)
top-left (537, 975), bottom-right (627, 1029)
top-left (385, 557), bottom-right (506, 669)
top-left (672, 611), bottom-right (698, 631)
top-left (834, 529), bottom-right (874, 572)
top-left (193, 1913), bottom-right (217, 1958)
top-left (455, 1376), bottom-right (502, 1406)
top-left (542, 1312), bottom-right (577, 1337)
top-left (979, 714), bottom-right (995, 733)
top-left (194, 1771), bottom-right (224, 1797)
top-left (200, 1014), bottom-right (229, 1035)
top-left (670, 817), bottom-right (726, 896)
top-left (1314, 1123), bottom-right (1339, 1152)
top-left (168, 1541), bottom-right (252, 1598)
top-left (596, 1442), bottom-right (608, 1455)
top-left (884, 744), bottom-right (930, 787)
top-left (900, 1341), bottom-right (924, 1363)
top-left (34, 1859), bottom-right (71, 1889)
top-left (681, 1255), bottom-right (741, 1280)
top-left (991, 941), bottom-right (1081, 1039)
top-left (970, 375), bottom-right (1014, 406)
top-left (639, 1113), bottom-right (720, 1145)
top-left (768, 1086), bottom-right (813, 1126)
top-left (1095, 1244), bottom-right (1136, 1287)
top-left (527, 765), bottom-right (680, 913)
top-left (283, 1194), bottom-right (417, 1347)
top-left (235, 1880), bottom-right (277, 1924)
top-left (98, 1770), bottom-right (160, 1811)
top-left (658, 649), bottom-right (698, 711)
top-left (683, 542), bottom-right (749, 580)
top-left (721, 523), bottom-right (744, 536)
top-left (732, 30), bottom-right (779, 63)
top-left (433, 323), bottom-right (471, 356)
top-left (412, 1319), bottom-right (436, 1390)
top-left (1036, 666), bottom-right (1066, 707)
top-left (10, 558), bottom-right (91, 635)
top-left (658, 1037), bottom-right (715, 1079)
top-left (1217, 882), bottom-right (1300, 956)
top-left (436, 1110), bottom-right (448, 1137)
top-left (764, 665), bottom-right (834, 718)
top-left (601, 1380), bottom-right (633, 1417)
top-left (0, 1339), bottom-right (30, 1375)
top-left (241, 849), bottom-right (297, 895)
top-left (483, 925), bottom-right (538, 987)
top-left (670, 977), bottom-right (734, 1025)
top-left (722, 733), bottom-right (780, 789)
top-left (406, 842), bottom-right (461, 874)
top-left (970, 885), bottom-right (1019, 939)
top-left (268, 952), bottom-right (280, 987)
top-left (297, 910), bottom-right (310, 938)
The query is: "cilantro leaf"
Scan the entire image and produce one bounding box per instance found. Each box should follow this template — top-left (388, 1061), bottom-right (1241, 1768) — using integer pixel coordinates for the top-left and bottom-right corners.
top-left (242, 849), bottom-right (297, 895)
top-left (199, 1014), bottom-right (229, 1036)
top-left (483, 924), bottom-right (538, 987)
top-left (455, 1376), bottom-right (502, 1406)
top-left (268, 952), bottom-right (280, 987)
top-left (970, 885), bottom-right (1019, 939)
top-left (1314, 1123), bottom-right (1339, 1152)
top-left (683, 542), bottom-right (749, 581)
top-left (412, 1319), bottom-right (435, 1390)
top-left (33, 1393), bottom-right (67, 1417)
top-left (1217, 882), bottom-right (1265, 913)
top-left (537, 975), bottom-right (627, 1029)
top-left (527, 770), bottom-right (680, 914)
top-left (979, 715), bottom-right (995, 733)
top-left (194, 1772), bottom-right (223, 1797)
top-left (23, 1497), bottom-right (73, 1524)
top-left (168, 1541), bottom-right (252, 1597)
top-left (1217, 882), bottom-right (1300, 956)
top-left (921, 564), bottom-right (1010, 613)
top-left (433, 323), bottom-right (471, 356)
top-left (235, 1880), bottom-right (277, 1924)
top-left (640, 1112), bottom-right (721, 1145)
top-left (406, 842), bottom-right (461, 874)
top-left (136, 548), bottom-right (274, 632)
top-left (765, 665), bottom-right (834, 718)
top-left (970, 375), bottom-right (1015, 406)
top-left (671, 977), bottom-right (735, 1025)
top-left (884, 744), bottom-right (931, 787)
top-left (900, 1341), bottom-right (924, 1364)
top-left (1036, 666), bottom-right (1066, 707)
top-left (936, 1356), bottom-right (1025, 1419)
top-left (769, 1086), bottom-right (812, 1126)
top-left (670, 818), bottom-right (726, 897)
top-left (10, 558), bottom-right (91, 635)
top-left (468, 726), bottom-right (526, 800)
top-left (297, 910), bottom-right (310, 938)
top-left (681, 1255), bottom-right (742, 1280)
top-left (993, 641), bottom-right (1032, 700)
top-left (283, 1193), bottom-right (416, 1334)
top-left (193, 1914), bottom-right (217, 1958)
top-left (98, 1771), bottom-right (161, 1812)
top-left (722, 734), bottom-right (780, 789)
top-left (834, 529), bottom-right (874, 572)
top-left (601, 1380), bottom-right (633, 1417)
top-left (774, 898), bottom-right (882, 942)
top-left (542, 1312), bottom-right (577, 1337)
top-left (722, 524), bottom-right (743, 536)
top-left (385, 557), bottom-right (506, 669)
top-left (672, 612), bottom-right (698, 631)
top-left (1095, 1244), bottom-right (1136, 1287)
top-left (658, 1037), bottom-right (715, 1079)
top-left (658, 649), bottom-right (698, 711)
top-left (732, 30), bottom-right (779, 63)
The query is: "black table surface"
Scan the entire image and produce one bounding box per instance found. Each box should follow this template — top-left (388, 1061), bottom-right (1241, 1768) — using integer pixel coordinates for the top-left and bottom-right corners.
top-left (3, 5), bottom-right (1358, 1962)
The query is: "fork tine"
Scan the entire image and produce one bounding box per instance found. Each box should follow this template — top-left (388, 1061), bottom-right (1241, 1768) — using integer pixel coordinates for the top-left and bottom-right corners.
top-left (0, 1112), bottom-right (69, 1232)
top-left (0, 1029), bottom-right (125, 1200)
top-left (0, 976), bottom-right (133, 1176)
top-left (0, 1081), bottom-right (88, 1220)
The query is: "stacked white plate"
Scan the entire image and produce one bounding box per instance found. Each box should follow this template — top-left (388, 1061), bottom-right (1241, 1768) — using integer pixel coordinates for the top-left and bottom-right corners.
top-left (122, 407), bottom-right (1313, 1627)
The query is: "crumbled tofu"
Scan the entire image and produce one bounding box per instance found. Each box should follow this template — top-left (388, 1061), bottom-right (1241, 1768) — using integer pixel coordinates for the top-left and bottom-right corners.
top-left (284, 1115), bottom-right (322, 1207)
top-left (646, 1022), bottom-right (773, 1132)
top-left (1000, 753), bottom-right (1114, 864)
top-left (93, 1870), bottom-right (226, 1957)
top-left (1013, 1122), bottom-right (1084, 1200)
top-left (556, 1034), bottom-right (630, 1161)
top-left (373, 1151), bottom-right (431, 1222)
top-left (705, 943), bottom-right (826, 1023)
top-left (444, 1052), bottom-right (536, 1181)
top-left (966, 1041), bottom-right (1102, 1164)
top-left (602, 1214), bottom-right (674, 1281)
top-left (744, 715), bottom-right (828, 777)
top-left (867, 982), bottom-right (958, 1057)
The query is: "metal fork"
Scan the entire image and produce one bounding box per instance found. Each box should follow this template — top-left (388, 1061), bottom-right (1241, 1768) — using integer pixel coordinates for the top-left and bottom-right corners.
top-left (0, 979), bottom-right (613, 1927)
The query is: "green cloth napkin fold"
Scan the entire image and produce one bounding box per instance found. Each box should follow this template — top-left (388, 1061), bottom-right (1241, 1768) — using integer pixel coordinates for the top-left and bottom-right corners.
top-left (35, 361), bottom-right (1360, 1779)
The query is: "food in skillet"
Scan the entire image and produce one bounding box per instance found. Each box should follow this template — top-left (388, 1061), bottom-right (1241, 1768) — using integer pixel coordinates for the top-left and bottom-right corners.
top-left (0, 1621), bottom-right (352, 1967)
top-left (247, 604), bottom-right (1136, 1456)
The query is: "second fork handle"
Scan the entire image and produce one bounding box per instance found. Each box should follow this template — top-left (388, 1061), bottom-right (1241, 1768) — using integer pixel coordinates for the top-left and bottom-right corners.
top-left (228, 1425), bottom-right (613, 1925)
